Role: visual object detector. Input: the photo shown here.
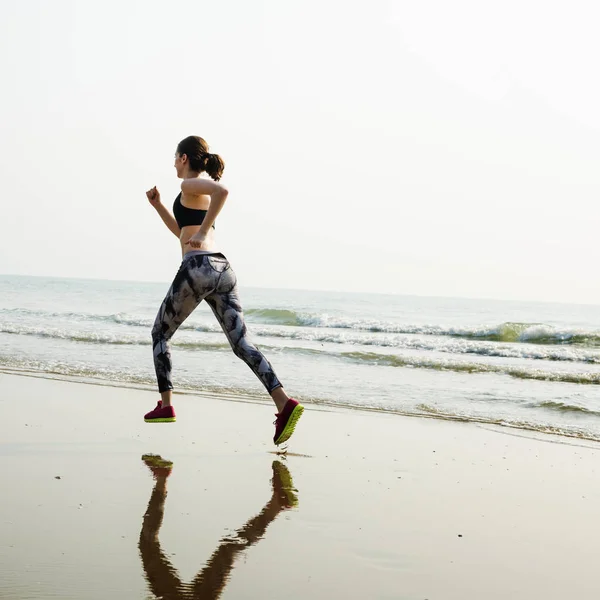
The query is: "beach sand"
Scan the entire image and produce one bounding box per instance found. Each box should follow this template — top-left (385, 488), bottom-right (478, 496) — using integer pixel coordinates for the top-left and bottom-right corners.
top-left (1, 373), bottom-right (599, 599)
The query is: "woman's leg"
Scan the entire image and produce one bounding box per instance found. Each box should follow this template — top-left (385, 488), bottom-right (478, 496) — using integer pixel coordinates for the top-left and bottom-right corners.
top-left (150, 255), bottom-right (221, 408)
top-left (203, 255), bottom-right (304, 444)
top-left (204, 284), bottom-right (289, 412)
top-left (149, 253), bottom-right (303, 443)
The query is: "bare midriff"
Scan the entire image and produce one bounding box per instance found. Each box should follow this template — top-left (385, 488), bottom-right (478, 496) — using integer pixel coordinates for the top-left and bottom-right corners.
top-left (178, 192), bottom-right (218, 257)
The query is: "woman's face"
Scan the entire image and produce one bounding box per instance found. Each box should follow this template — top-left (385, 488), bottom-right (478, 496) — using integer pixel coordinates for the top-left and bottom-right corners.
top-left (174, 152), bottom-right (186, 178)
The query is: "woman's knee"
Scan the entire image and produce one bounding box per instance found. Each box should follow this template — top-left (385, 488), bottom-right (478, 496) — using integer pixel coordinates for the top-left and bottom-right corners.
top-left (230, 341), bottom-right (245, 359)
top-left (231, 338), bottom-right (259, 363)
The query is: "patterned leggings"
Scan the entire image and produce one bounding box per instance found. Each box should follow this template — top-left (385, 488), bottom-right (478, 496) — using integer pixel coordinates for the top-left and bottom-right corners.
top-left (151, 252), bottom-right (282, 394)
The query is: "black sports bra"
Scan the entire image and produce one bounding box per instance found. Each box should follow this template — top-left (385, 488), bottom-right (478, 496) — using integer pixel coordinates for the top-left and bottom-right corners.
top-left (173, 193), bottom-right (215, 229)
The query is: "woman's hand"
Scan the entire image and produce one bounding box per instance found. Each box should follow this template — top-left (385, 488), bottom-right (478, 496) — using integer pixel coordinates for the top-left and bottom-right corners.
top-left (185, 231), bottom-right (208, 249)
top-left (146, 186), bottom-right (161, 207)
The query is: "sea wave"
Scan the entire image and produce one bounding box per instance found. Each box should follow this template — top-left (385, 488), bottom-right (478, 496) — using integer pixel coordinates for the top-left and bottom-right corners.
top-left (341, 351), bottom-right (600, 385)
top-left (2, 320), bottom-right (600, 365)
top-left (534, 401), bottom-right (600, 416)
top-left (0, 308), bottom-right (222, 333)
top-left (10, 323), bottom-right (594, 386)
top-left (0, 324), bottom-right (229, 350)
top-left (243, 311), bottom-right (600, 347)
top-left (2, 307), bottom-right (599, 347)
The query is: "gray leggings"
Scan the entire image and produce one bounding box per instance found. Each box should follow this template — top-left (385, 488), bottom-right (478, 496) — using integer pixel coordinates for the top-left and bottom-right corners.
top-left (151, 252), bottom-right (282, 394)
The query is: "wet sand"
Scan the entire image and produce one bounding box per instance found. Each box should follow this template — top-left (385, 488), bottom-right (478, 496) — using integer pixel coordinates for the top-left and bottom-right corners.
top-left (1, 373), bottom-right (599, 599)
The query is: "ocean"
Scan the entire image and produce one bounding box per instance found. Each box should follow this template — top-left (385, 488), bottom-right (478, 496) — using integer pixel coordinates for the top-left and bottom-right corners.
top-left (1, 274), bottom-right (600, 441)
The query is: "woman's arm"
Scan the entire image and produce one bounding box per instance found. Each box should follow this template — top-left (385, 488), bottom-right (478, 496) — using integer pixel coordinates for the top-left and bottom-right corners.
top-left (154, 203), bottom-right (181, 238)
top-left (182, 179), bottom-right (229, 249)
top-left (146, 187), bottom-right (181, 238)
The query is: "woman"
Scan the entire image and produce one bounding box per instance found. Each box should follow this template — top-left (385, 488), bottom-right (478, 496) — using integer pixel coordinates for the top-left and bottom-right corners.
top-left (144, 136), bottom-right (303, 446)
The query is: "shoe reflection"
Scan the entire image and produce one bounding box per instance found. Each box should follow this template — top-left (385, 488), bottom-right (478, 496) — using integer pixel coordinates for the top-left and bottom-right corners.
top-left (139, 454), bottom-right (298, 599)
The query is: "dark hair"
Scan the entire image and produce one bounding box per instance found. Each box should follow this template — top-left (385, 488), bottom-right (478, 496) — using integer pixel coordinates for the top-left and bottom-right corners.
top-left (176, 136), bottom-right (225, 181)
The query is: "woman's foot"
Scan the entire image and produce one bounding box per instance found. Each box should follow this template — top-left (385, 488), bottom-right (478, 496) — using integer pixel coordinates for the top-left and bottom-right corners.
top-left (144, 400), bottom-right (176, 423)
top-left (273, 399), bottom-right (304, 445)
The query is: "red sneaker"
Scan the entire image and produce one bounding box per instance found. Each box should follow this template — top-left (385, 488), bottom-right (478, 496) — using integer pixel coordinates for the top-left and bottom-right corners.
top-left (144, 401), bottom-right (176, 423)
top-left (273, 398), bottom-right (304, 445)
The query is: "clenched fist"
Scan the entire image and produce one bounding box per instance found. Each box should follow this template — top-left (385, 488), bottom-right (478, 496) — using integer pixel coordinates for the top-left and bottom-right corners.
top-left (146, 186), bottom-right (161, 207)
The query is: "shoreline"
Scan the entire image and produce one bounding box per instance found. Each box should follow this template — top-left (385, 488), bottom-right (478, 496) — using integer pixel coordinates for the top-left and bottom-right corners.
top-left (3, 366), bottom-right (600, 446)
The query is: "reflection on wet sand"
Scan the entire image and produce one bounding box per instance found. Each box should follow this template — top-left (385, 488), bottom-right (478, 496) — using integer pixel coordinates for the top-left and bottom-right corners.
top-left (139, 455), bottom-right (298, 599)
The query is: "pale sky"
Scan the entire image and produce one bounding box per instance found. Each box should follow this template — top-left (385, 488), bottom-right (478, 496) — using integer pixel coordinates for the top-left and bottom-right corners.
top-left (1, 0), bottom-right (599, 304)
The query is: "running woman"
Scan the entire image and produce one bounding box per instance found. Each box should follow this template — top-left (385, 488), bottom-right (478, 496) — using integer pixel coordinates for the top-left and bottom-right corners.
top-left (144, 136), bottom-right (303, 445)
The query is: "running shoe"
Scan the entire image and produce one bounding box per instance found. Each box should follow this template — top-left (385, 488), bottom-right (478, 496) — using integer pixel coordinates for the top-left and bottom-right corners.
top-left (144, 400), bottom-right (176, 423)
top-left (273, 398), bottom-right (304, 445)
